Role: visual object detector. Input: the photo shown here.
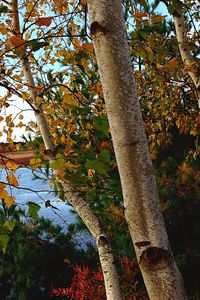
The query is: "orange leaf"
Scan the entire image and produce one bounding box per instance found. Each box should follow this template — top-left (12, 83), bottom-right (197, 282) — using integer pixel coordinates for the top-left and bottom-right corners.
top-left (0, 190), bottom-right (15, 207)
top-left (10, 34), bottom-right (24, 48)
top-left (0, 183), bottom-right (6, 190)
top-left (5, 195), bottom-right (16, 208)
top-left (37, 17), bottom-right (52, 27)
top-left (132, 12), bottom-right (148, 18)
top-left (7, 174), bottom-right (19, 187)
top-left (5, 161), bottom-right (19, 172)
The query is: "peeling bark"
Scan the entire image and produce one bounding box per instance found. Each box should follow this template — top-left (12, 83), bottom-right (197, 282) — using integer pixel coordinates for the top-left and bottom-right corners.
top-left (88, 0), bottom-right (187, 298)
top-left (172, 3), bottom-right (200, 108)
top-left (11, 1), bottom-right (121, 299)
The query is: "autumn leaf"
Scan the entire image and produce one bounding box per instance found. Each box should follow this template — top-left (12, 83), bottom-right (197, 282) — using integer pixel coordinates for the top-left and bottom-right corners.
top-left (62, 94), bottom-right (79, 107)
top-left (162, 58), bottom-right (179, 71)
top-left (0, 189), bottom-right (15, 208)
top-left (5, 161), bottom-right (19, 172)
top-left (150, 15), bottom-right (166, 24)
top-left (37, 17), bottom-right (52, 27)
top-left (0, 182), bottom-right (6, 190)
top-left (30, 157), bottom-right (42, 169)
top-left (64, 161), bottom-right (80, 170)
top-left (7, 174), bottom-right (19, 187)
top-left (10, 34), bottom-right (25, 48)
top-left (132, 12), bottom-right (148, 18)
top-left (0, 189), bottom-right (9, 199)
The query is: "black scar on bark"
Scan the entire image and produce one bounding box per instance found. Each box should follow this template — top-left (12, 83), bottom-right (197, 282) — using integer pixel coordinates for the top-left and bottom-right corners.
top-left (172, 10), bottom-right (181, 18)
top-left (90, 21), bottom-right (108, 36)
top-left (140, 247), bottom-right (172, 265)
top-left (98, 234), bottom-right (109, 246)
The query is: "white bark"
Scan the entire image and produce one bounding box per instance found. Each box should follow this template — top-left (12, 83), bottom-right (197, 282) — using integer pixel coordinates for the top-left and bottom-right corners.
top-left (11, 1), bottom-right (121, 299)
top-left (172, 3), bottom-right (200, 108)
top-left (88, 0), bottom-right (187, 299)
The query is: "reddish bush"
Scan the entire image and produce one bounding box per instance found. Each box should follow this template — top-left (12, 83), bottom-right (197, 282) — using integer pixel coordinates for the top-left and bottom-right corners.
top-left (50, 264), bottom-right (105, 300)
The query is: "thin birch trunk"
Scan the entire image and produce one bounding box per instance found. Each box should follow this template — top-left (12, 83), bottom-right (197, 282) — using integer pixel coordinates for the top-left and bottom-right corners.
top-left (172, 2), bottom-right (200, 108)
top-left (87, 0), bottom-right (187, 299)
top-left (11, 1), bottom-right (121, 299)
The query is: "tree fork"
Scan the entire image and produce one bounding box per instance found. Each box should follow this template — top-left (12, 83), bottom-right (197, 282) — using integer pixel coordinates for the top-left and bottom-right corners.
top-left (11, 0), bottom-right (121, 298)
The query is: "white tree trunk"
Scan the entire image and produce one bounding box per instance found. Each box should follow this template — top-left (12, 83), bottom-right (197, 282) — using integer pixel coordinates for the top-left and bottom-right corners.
top-left (11, 1), bottom-right (121, 299)
top-left (172, 3), bottom-right (200, 108)
top-left (87, 0), bottom-right (187, 299)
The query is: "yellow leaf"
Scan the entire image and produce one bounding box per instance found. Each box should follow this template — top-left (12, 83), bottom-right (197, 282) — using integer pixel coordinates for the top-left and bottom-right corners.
top-left (88, 169), bottom-right (95, 178)
top-left (62, 94), bottom-right (79, 107)
top-left (27, 3), bottom-right (33, 13)
top-left (0, 23), bottom-right (7, 35)
top-left (0, 116), bottom-right (4, 122)
top-left (21, 92), bottom-right (29, 100)
top-left (150, 15), bottom-right (166, 24)
top-left (30, 157), bottom-right (42, 169)
top-left (64, 161), bottom-right (80, 169)
top-left (61, 135), bottom-right (65, 143)
top-left (37, 17), bottom-right (52, 27)
top-left (24, 32), bottom-right (31, 40)
top-left (36, 97), bottom-right (43, 105)
top-left (7, 174), bottom-right (19, 187)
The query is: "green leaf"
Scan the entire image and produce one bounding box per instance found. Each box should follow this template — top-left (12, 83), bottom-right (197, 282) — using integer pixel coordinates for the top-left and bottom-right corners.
top-left (80, 149), bottom-right (96, 162)
top-left (51, 153), bottom-right (65, 170)
top-left (45, 200), bottom-right (59, 210)
top-left (4, 220), bottom-right (16, 232)
top-left (27, 202), bottom-right (40, 220)
top-left (85, 159), bottom-right (108, 175)
top-left (0, 234), bottom-right (10, 254)
top-left (93, 116), bottom-right (109, 135)
top-left (168, 3), bottom-right (176, 14)
top-left (86, 188), bottom-right (96, 202)
top-left (0, 5), bottom-right (9, 13)
top-left (30, 40), bottom-right (49, 52)
top-left (99, 149), bottom-right (111, 163)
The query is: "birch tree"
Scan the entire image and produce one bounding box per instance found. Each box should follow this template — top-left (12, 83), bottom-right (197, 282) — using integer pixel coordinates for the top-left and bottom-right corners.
top-left (87, 0), bottom-right (187, 299)
top-left (166, 1), bottom-right (200, 109)
top-left (9, 1), bottom-right (121, 298)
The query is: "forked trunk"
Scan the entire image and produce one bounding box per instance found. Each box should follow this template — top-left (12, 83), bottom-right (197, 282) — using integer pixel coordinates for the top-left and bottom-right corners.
top-left (87, 0), bottom-right (187, 299)
top-left (11, 1), bottom-right (121, 298)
